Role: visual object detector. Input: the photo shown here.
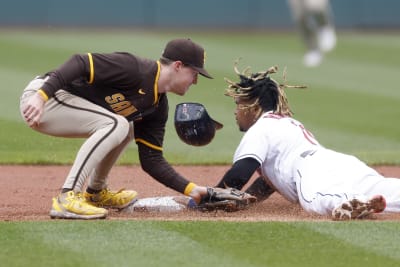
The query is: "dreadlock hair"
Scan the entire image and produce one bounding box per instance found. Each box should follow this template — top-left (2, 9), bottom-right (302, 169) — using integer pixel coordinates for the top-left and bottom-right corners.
top-left (225, 61), bottom-right (306, 118)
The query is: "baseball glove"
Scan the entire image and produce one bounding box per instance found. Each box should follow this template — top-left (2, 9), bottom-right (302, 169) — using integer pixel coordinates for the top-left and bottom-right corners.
top-left (197, 187), bottom-right (257, 212)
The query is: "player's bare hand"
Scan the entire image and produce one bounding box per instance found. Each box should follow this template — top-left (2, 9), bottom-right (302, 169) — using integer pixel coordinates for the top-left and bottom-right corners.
top-left (22, 92), bottom-right (46, 127)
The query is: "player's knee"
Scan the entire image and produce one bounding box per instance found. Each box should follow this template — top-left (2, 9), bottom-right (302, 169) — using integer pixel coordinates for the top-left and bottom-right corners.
top-left (114, 115), bottom-right (132, 143)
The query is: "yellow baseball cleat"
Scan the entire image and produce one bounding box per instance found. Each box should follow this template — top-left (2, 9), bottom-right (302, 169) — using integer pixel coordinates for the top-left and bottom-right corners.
top-left (50, 191), bottom-right (108, 219)
top-left (84, 188), bottom-right (138, 209)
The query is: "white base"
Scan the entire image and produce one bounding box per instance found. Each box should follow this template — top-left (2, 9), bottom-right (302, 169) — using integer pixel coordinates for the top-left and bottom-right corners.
top-left (120, 196), bottom-right (194, 213)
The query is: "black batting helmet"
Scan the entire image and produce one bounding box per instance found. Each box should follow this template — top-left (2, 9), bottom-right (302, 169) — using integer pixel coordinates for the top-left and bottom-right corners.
top-left (174, 103), bottom-right (223, 146)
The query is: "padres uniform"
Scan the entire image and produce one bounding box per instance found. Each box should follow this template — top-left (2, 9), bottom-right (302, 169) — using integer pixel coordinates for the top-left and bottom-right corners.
top-left (232, 111), bottom-right (400, 215)
top-left (20, 52), bottom-right (194, 194)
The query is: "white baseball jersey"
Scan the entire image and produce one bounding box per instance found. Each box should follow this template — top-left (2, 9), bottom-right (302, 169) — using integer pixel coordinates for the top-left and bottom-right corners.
top-left (234, 111), bottom-right (400, 215)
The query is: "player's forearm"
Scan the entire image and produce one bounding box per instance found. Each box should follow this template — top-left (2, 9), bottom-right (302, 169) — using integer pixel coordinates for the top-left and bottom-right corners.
top-left (245, 176), bottom-right (275, 202)
top-left (138, 144), bottom-right (191, 194)
top-left (216, 157), bottom-right (260, 189)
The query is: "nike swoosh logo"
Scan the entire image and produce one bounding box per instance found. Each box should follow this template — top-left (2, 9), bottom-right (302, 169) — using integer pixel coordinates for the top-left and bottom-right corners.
top-left (138, 89), bottom-right (146, 95)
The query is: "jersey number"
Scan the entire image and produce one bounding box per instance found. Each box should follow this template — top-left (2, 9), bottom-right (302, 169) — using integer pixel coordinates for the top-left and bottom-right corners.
top-left (265, 113), bottom-right (318, 145)
top-left (290, 120), bottom-right (318, 145)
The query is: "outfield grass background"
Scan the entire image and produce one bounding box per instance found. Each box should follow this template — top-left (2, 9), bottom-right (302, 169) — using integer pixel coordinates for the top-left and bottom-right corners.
top-left (1, 29), bottom-right (400, 164)
top-left (1, 29), bottom-right (400, 267)
top-left (1, 220), bottom-right (400, 267)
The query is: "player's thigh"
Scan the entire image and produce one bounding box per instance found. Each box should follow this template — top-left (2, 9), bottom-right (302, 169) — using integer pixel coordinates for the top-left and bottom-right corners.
top-left (37, 90), bottom-right (129, 138)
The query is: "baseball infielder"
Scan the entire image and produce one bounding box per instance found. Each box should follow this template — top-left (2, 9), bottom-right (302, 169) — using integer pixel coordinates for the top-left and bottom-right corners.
top-left (216, 64), bottom-right (400, 220)
top-left (19, 38), bottom-right (215, 219)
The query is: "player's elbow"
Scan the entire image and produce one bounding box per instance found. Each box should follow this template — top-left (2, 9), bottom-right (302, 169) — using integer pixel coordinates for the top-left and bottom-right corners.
top-left (138, 143), bottom-right (163, 174)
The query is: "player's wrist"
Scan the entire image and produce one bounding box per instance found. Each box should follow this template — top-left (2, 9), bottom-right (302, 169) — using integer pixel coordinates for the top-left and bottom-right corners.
top-left (184, 183), bottom-right (207, 204)
top-left (37, 89), bottom-right (49, 102)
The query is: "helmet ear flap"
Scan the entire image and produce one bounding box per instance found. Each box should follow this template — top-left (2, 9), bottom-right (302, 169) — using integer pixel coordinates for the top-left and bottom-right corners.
top-left (174, 103), bottom-right (223, 146)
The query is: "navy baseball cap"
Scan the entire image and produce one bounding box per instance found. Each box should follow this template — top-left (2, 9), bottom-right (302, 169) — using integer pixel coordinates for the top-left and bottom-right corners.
top-left (162, 38), bottom-right (213, 79)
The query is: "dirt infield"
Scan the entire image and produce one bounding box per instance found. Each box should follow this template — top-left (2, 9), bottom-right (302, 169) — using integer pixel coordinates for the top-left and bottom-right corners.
top-left (1, 165), bottom-right (399, 221)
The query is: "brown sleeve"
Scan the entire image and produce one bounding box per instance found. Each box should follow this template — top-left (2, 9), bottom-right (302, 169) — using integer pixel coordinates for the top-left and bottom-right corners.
top-left (138, 142), bottom-right (190, 194)
top-left (41, 54), bottom-right (89, 98)
top-left (40, 52), bottom-right (140, 99)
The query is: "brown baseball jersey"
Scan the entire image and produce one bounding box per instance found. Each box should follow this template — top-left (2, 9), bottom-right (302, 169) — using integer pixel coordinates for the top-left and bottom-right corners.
top-left (41, 52), bottom-right (167, 149)
top-left (39, 52), bottom-right (191, 193)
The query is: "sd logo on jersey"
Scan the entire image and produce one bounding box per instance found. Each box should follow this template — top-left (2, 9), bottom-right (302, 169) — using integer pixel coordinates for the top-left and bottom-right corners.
top-left (105, 93), bottom-right (137, 117)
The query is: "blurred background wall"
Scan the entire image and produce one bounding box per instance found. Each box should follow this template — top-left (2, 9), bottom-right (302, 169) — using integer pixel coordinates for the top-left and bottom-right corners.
top-left (1, 0), bottom-right (399, 29)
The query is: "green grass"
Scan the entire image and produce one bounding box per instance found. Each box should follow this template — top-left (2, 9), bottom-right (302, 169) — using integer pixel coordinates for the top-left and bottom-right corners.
top-left (1, 220), bottom-right (399, 267)
top-left (1, 29), bottom-right (400, 164)
top-left (0, 29), bottom-right (400, 267)
top-left (1, 29), bottom-right (400, 267)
